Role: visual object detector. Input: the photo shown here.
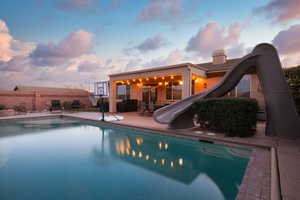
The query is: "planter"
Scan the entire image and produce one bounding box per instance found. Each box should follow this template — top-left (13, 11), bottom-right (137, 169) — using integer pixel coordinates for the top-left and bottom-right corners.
top-left (0, 109), bottom-right (16, 117)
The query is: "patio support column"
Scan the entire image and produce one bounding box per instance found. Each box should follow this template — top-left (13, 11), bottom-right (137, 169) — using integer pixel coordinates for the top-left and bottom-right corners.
top-left (109, 80), bottom-right (117, 113)
top-left (182, 70), bottom-right (191, 99)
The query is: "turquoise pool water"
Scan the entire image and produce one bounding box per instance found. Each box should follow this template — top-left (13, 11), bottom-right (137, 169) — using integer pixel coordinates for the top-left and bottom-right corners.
top-left (0, 118), bottom-right (250, 200)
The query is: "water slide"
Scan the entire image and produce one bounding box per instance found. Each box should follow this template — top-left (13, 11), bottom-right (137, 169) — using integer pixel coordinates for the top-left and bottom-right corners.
top-left (153, 43), bottom-right (300, 139)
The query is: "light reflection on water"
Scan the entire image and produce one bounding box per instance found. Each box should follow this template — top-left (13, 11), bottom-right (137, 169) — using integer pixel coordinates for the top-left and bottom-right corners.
top-left (0, 118), bottom-right (250, 200)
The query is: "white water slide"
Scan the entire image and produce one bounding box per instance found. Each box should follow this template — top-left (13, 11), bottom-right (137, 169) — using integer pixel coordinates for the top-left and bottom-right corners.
top-left (153, 43), bottom-right (300, 139)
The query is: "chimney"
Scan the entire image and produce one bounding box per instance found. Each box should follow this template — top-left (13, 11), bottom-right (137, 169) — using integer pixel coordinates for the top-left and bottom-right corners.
top-left (212, 49), bottom-right (227, 65)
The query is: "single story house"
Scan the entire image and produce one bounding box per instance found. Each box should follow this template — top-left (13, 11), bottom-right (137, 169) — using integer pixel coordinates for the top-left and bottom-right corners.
top-left (109, 50), bottom-right (265, 113)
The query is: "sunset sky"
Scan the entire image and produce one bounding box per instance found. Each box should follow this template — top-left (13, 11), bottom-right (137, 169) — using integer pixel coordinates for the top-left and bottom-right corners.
top-left (0, 0), bottom-right (300, 90)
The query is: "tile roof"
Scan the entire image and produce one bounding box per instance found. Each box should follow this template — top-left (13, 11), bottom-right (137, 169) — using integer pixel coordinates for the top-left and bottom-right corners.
top-left (194, 58), bottom-right (241, 73)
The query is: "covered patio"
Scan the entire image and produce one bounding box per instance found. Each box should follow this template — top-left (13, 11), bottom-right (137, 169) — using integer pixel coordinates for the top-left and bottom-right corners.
top-left (108, 63), bottom-right (208, 113)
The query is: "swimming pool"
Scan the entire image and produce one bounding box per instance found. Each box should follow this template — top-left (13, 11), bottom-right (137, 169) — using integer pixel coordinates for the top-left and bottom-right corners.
top-left (0, 118), bottom-right (250, 200)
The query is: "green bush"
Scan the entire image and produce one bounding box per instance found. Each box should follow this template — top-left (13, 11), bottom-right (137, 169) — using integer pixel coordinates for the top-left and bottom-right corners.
top-left (284, 66), bottom-right (300, 114)
top-left (192, 98), bottom-right (259, 137)
top-left (0, 104), bottom-right (6, 110)
top-left (63, 101), bottom-right (72, 110)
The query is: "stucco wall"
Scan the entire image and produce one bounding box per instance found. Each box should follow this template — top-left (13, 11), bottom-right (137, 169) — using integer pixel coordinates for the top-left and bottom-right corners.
top-left (250, 74), bottom-right (265, 111)
top-left (0, 90), bottom-right (91, 111)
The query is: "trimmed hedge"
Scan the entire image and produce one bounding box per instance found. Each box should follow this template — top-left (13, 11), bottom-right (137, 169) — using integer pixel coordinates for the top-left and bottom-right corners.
top-left (192, 98), bottom-right (259, 137)
top-left (284, 66), bottom-right (300, 114)
top-left (63, 102), bottom-right (72, 110)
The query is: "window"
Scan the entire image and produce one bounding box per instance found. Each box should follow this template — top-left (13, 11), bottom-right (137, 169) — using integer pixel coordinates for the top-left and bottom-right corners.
top-left (228, 75), bottom-right (251, 97)
top-left (166, 82), bottom-right (182, 100)
top-left (192, 80), bottom-right (195, 95)
top-left (117, 85), bottom-right (130, 100)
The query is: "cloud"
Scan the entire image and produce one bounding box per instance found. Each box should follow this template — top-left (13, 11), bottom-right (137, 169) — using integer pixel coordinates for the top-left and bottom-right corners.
top-left (30, 30), bottom-right (93, 66)
top-left (123, 34), bottom-right (168, 55)
top-left (0, 20), bottom-right (13, 62)
top-left (137, 0), bottom-right (187, 23)
top-left (271, 24), bottom-right (300, 67)
top-left (56, 0), bottom-right (97, 11)
top-left (272, 24), bottom-right (300, 55)
top-left (0, 56), bottom-right (30, 72)
top-left (254, 0), bottom-right (300, 24)
top-left (144, 49), bottom-right (184, 67)
top-left (136, 34), bottom-right (168, 52)
top-left (185, 22), bottom-right (242, 57)
top-left (0, 19), bottom-right (35, 65)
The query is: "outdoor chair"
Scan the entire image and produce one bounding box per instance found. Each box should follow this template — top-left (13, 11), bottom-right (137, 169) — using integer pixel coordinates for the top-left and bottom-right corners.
top-left (71, 100), bottom-right (81, 111)
top-left (50, 100), bottom-right (62, 112)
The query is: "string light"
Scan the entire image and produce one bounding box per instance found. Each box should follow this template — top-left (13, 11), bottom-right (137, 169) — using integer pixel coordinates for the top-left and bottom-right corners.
top-left (179, 80), bottom-right (183, 85)
top-left (158, 142), bottom-right (162, 149)
top-left (179, 158), bottom-right (184, 166)
top-left (165, 143), bottom-right (168, 150)
top-left (139, 152), bottom-right (143, 158)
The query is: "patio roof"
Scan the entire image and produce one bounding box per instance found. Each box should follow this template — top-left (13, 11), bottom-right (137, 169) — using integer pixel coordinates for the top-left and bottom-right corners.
top-left (110, 58), bottom-right (241, 78)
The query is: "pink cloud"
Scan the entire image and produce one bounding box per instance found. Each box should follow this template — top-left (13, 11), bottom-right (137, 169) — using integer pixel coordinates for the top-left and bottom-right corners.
top-left (185, 22), bottom-right (242, 57)
top-left (31, 30), bottom-right (93, 66)
top-left (254, 0), bottom-right (300, 24)
top-left (0, 20), bottom-right (13, 62)
top-left (272, 24), bottom-right (300, 55)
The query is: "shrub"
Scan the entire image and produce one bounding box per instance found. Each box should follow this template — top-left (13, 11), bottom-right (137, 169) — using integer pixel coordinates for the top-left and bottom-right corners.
top-left (284, 66), bottom-right (300, 114)
top-left (13, 103), bottom-right (27, 112)
top-left (63, 101), bottom-right (72, 110)
top-left (0, 104), bottom-right (6, 110)
top-left (192, 98), bottom-right (259, 137)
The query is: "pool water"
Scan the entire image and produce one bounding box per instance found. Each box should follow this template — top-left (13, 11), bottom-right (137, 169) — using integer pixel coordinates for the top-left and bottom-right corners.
top-left (0, 118), bottom-right (250, 200)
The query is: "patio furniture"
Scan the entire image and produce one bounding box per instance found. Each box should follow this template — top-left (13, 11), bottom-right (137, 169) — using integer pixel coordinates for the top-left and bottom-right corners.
top-left (117, 99), bottom-right (138, 112)
top-left (50, 100), bottom-right (62, 112)
top-left (71, 100), bottom-right (81, 111)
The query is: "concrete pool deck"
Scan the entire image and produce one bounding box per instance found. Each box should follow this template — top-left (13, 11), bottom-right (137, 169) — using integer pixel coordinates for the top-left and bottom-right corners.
top-left (1, 111), bottom-right (299, 200)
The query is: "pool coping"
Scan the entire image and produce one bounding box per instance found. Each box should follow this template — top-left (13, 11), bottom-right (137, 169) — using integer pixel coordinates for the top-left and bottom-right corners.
top-left (0, 114), bottom-right (275, 200)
